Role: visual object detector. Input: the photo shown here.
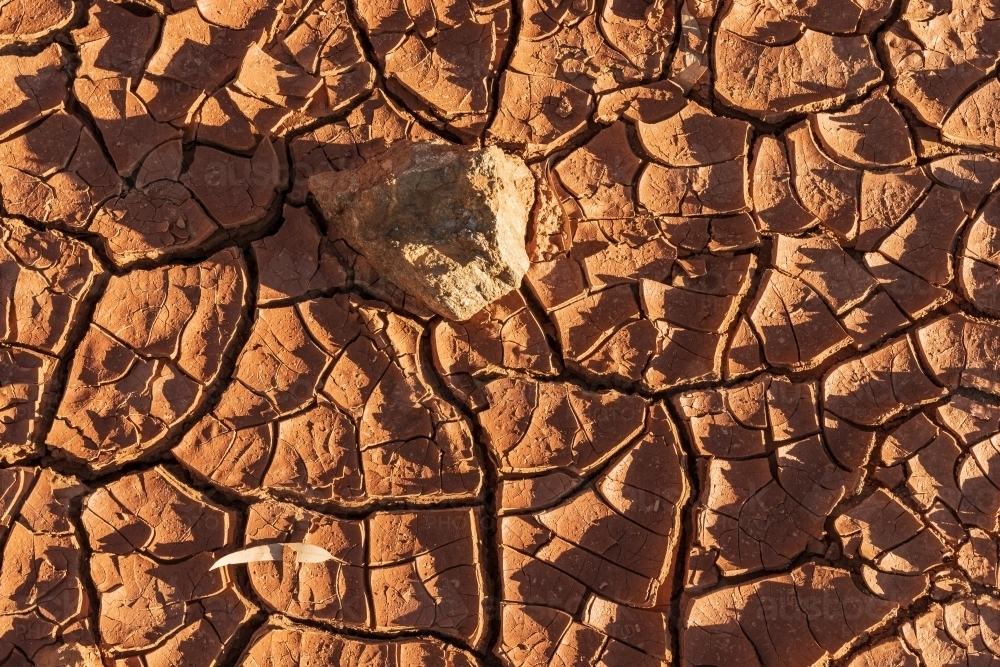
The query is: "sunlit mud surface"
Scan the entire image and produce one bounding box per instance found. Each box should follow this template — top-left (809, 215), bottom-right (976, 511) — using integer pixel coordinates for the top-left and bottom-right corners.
top-left (2, 0), bottom-right (1000, 665)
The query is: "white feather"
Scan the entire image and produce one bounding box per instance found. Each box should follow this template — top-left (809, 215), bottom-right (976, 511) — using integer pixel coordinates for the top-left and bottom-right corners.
top-left (210, 543), bottom-right (335, 570)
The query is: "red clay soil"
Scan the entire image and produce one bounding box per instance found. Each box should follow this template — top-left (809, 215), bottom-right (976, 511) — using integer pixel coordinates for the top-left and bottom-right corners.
top-left (1, 1), bottom-right (1000, 665)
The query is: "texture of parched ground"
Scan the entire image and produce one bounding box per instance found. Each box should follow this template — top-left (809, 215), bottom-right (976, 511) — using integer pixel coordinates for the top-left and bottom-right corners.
top-left (2, 0), bottom-right (1000, 665)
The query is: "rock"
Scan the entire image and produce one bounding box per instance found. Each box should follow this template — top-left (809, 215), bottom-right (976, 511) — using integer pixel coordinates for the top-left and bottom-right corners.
top-left (310, 142), bottom-right (535, 321)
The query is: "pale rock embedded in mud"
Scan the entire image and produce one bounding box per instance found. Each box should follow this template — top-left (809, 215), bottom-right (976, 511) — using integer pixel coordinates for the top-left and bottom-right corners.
top-left (309, 141), bottom-right (535, 321)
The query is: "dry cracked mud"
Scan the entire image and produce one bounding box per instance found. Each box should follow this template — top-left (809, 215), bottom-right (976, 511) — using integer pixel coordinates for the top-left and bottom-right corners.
top-left (2, 0), bottom-right (1000, 666)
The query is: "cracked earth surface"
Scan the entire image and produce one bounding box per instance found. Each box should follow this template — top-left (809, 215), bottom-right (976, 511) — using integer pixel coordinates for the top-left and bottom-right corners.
top-left (2, 0), bottom-right (1000, 665)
